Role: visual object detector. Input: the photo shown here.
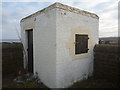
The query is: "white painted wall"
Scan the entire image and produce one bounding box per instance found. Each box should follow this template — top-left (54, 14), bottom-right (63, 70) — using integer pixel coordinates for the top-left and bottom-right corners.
top-left (21, 6), bottom-right (99, 88)
top-left (56, 8), bottom-right (99, 88)
top-left (21, 16), bottom-right (34, 69)
top-left (21, 8), bottom-right (57, 88)
top-left (34, 8), bottom-right (56, 88)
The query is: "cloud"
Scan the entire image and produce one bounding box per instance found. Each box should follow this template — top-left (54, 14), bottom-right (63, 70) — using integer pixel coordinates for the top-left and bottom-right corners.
top-left (1, 0), bottom-right (119, 39)
top-left (2, 0), bottom-right (117, 3)
top-left (61, 0), bottom-right (118, 37)
top-left (0, 2), bottom-right (2, 40)
top-left (2, 2), bottom-right (51, 39)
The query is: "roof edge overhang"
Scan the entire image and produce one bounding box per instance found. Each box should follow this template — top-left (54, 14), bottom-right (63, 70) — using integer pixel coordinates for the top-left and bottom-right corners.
top-left (21, 2), bottom-right (99, 22)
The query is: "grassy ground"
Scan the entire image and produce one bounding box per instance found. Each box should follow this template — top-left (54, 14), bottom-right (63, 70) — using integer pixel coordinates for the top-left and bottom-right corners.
top-left (2, 74), bottom-right (48, 88)
top-left (69, 77), bottom-right (118, 88)
top-left (2, 42), bottom-right (49, 89)
top-left (2, 43), bottom-right (119, 88)
top-left (2, 75), bottom-right (118, 88)
top-left (2, 42), bottom-right (23, 75)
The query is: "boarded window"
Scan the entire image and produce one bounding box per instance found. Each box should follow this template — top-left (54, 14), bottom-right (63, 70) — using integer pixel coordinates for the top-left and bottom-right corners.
top-left (75, 34), bottom-right (89, 54)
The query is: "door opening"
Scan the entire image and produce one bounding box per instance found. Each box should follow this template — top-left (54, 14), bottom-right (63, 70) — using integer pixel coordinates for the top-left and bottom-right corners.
top-left (27, 29), bottom-right (33, 73)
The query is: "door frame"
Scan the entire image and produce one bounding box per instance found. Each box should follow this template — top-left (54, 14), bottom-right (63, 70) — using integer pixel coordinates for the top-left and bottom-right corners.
top-left (26, 29), bottom-right (34, 73)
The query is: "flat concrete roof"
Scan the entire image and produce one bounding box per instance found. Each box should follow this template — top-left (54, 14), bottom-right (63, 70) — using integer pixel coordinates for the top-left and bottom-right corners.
top-left (21, 2), bottom-right (99, 22)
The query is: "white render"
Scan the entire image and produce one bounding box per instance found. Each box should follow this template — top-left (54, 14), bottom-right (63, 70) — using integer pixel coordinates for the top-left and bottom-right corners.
top-left (21, 3), bottom-right (99, 88)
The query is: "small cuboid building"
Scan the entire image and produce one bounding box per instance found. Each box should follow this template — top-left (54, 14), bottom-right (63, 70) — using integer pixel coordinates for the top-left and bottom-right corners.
top-left (21, 3), bottom-right (99, 88)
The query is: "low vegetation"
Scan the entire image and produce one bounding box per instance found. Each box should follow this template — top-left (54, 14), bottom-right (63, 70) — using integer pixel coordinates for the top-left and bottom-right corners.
top-left (2, 42), bottom-right (119, 88)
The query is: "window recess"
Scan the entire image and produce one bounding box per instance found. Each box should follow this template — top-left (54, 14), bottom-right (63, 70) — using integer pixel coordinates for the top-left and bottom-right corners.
top-left (75, 34), bottom-right (89, 54)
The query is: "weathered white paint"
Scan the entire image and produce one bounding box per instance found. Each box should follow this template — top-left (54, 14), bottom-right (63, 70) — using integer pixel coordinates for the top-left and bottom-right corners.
top-left (21, 8), bottom-right (57, 88)
top-left (56, 8), bottom-right (99, 88)
top-left (21, 3), bottom-right (99, 88)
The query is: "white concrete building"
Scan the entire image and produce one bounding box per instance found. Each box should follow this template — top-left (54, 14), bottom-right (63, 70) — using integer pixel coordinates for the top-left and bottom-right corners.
top-left (21, 2), bottom-right (99, 88)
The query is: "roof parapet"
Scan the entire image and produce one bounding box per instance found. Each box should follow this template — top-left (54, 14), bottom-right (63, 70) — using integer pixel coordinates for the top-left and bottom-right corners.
top-left (21, 2), bottom-right (99, 22)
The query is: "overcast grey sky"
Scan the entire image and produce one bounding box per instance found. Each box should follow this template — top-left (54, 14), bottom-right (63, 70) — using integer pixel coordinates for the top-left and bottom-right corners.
top-left (1, 0), bottom-right (119, 39)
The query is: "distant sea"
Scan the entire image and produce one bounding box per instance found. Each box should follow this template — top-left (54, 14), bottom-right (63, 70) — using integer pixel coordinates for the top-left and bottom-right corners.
top-left (0, 39), bottom-right (20, 43)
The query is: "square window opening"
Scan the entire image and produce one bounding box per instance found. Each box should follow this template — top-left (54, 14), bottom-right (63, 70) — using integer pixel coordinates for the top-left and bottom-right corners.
top-left (75, 34), bottom-right (89, 54)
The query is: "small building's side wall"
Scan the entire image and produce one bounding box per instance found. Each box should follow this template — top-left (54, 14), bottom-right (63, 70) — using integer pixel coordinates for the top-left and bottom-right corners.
top-left (34, 8), bottom-right (57, 88)
top-left (21, 8), bottom-right (57, 88)
top-left (56, 8), bottom-right (99, 88)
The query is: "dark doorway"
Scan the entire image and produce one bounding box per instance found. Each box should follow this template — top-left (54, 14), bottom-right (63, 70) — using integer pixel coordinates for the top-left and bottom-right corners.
top-left (27, 29), bottom-right (33, 73)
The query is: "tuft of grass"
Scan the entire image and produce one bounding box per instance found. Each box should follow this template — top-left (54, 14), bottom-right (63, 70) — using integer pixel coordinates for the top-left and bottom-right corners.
top-left (9, 81), bottom-right (41, 88)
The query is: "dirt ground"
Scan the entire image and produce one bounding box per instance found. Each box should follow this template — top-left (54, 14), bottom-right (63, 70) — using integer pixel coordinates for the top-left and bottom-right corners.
top-left (69, 77), bottom-right (119, 88)
top-left (2, 43), bottom-right (119, 89)
top-left (2, 75), bottom-right (119, 89)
